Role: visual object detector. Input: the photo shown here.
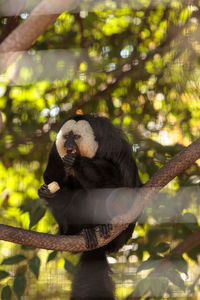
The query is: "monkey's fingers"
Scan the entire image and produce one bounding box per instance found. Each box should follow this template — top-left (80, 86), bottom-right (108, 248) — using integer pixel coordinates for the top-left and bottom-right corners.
top-left (83, 228), bottom-right (98, 249)
top-left (62, 154), bottom-right (76, 167)
top-left (99, 224), bottom-right (112, 239)
top-left (38, 184), bottom-right (55, 199)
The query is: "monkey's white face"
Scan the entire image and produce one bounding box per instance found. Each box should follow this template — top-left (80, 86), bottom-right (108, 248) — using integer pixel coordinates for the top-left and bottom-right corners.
top-left (56, 120), bottom-right (98, 158)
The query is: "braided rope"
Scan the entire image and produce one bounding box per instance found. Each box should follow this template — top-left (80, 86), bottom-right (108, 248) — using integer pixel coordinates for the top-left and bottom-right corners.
top-left (0, 137), bottom-right (200, 252)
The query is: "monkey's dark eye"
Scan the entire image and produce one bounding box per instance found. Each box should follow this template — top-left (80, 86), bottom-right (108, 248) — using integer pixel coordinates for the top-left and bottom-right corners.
top-left (63, 134), bottom-right (69, 139)
top-left (74, 134), bottom-right (81, 140)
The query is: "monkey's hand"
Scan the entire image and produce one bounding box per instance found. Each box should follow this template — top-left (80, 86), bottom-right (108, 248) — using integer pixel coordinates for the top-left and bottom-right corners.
top-left (38, 184), bottom-right (56, 199)
top-left (62, 153), bottom-right (77, 169)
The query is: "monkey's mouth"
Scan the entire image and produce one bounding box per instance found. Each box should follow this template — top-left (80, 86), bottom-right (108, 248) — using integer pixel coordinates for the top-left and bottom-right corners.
top-left (66, 148), bottom-right (77, 154)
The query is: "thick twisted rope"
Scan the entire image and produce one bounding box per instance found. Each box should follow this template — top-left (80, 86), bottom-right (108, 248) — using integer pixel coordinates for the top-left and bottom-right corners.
top-left (0, 137), bottom-right (200, 252)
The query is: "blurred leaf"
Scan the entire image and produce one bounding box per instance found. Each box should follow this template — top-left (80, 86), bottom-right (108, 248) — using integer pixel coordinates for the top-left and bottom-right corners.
top-left (165, 269), bottom-right (185, 290)
top-left (64, 259), bottom-right (76, 275)
top-left (21, 245), bottom-right (36, 251)
top-left (170, 253), bottom-right (188, 274)
top-left (47, 251), bottom-right (58, 263)
top-left (154, 153), bottom-right (166, 163)
top-left (132, 278), bottom-right (150, 297)
top-left (29, 205), bottom-right (46, 229)
top-left (188, 244), bottom-right (200, 262)
top-left (135, 243), bottom-right (144, 261)
top-left (0, 271), bottom-right (9, 280)
top-left (29, 256), bottom-right (41, 279)
top-left (21, 198), bottom-right (46, 229)
top-left (154, 242), bottom-right (170, 253)
top-left (1, 286), bottom-right (12, 300)
top-left (182, 213), bottom-right (198, 231)
top-left (13, 274), bottom-right (26, 300)
top-left (147, 227), bottom-right (171, 245)
top-left (149, 276), bottom-right (169, 297)
top-left (1, 255), bottom-right (26, 265)
top-left (137, 255), bottom-right (163, 272)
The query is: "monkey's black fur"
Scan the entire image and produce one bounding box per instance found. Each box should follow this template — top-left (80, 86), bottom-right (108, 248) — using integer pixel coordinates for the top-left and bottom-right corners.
top-left (38, 114), bottom-right (141, 300)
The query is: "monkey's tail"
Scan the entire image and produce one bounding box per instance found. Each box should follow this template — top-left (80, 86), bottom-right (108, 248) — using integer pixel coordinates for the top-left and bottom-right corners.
top-left (70, 248), bottom-right (114, 300)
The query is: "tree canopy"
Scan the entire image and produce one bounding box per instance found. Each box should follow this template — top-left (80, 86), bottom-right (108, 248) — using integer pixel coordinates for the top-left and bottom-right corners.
top-left (0, 0), bottom-right (200, 299)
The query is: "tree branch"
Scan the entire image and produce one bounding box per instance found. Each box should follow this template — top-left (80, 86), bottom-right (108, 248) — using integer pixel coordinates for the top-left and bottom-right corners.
top-left (0, 16), bottom-right (21, 43)
top-left (0, 137), bottom-right (200, 252)
top-left (0, 0), bottom-right (79, 73)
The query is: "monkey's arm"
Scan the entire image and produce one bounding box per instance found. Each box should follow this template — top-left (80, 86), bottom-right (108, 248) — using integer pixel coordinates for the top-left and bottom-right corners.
top-left (43, 143), bottom-right (66, 186)
top-left (39, 144), bottom-right (67, 198)
top-left (63, 154), bottom-right (122, 189)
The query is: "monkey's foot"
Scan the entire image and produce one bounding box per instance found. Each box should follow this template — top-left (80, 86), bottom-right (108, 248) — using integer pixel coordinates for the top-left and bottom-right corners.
top-left (83, 228), bottom-right (98, 249)
top-left (99, 224), bottom-right (113, 239)
top-left (62, 153), bottom-right (76, 168)
top-left (38, 184), bottom-right (55, 199)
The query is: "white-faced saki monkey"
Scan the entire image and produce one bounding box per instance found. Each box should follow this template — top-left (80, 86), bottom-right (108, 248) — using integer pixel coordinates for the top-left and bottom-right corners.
top-left (38, 114), bottom-right (142, 300)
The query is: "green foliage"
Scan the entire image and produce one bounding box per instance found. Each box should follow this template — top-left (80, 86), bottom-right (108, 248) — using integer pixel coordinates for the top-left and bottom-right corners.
top-left (165, 269), bottom-right (185, 291)
top-left (1, 255), bottom-right (26, 265)
top-left (64, 259), bottom-right (77, 275)
top-left (134, 275), bottom-right (169, 297)
top-left (0, 0), bottom-right (200, 298)
top-left (47, 251), bottom-right (58, 263)
top-left (0, 271), bottom-right (9, 281)
top-left (1, 286), bottom-right (12, 300)
top-left (150, 276), bottom-right (169, 297)
top-left (137, 255), bottom-right (163, 273)
top-left (20, 198), bottom-right (46, 229)
top-left (170, 253), bottom-right (188, 274)
top-left (154, 242), bottom-right (170, 254)
top-left (29, 256), bottom-right (41, 279)
top-left (13, 274), bottom-right (26, 300)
